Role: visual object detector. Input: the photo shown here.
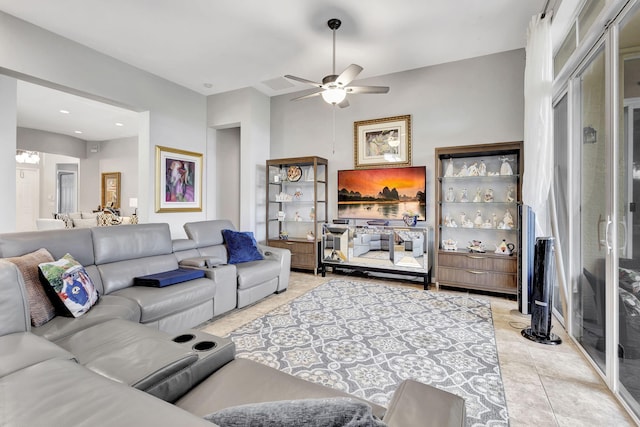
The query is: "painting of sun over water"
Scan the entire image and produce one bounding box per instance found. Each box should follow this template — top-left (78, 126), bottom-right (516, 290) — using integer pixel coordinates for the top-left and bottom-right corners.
top-left (338, 166), bottom-right (426, 220)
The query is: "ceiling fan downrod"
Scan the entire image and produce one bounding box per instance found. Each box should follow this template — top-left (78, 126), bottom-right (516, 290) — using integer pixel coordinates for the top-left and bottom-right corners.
top-left (327, 18), bottom-right (341, 76)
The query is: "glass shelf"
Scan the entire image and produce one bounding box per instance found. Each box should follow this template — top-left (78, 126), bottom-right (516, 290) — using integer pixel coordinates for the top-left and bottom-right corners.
top-left (439, 174), bottom-right (520, 181)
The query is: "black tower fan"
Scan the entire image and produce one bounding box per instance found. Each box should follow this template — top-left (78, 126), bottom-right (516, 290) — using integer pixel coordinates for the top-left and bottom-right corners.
top-left (522, 237), bottom-right (562, 345)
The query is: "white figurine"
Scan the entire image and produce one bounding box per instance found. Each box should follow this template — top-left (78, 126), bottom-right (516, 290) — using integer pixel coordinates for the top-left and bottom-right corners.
top-left (492, 213), bottom-right (498, 228)
top-left (506, 185), bottom-right (515, 203)
top-left (500, 156), bottom-right (513, 176)
top-left (444, 158), bottom-right (454, 177)
top-left (502, 210), bottom-right (514, 229)
top-left (473, 187), bottom-right (482, 203)
top-left (457, 162), bottom-right (468, 177)
top-left (445, 215), bottom-right (457, 228)
top-left (445, 187), bottom-right (456, 202)
top-left (467, 162), bottom-right (479, 176)
top-left (460, 188), bottom-right (469, 203)
top-left (474, 210), bottom-right (483, 227)
top-left (460, 212), bottom-right (474, 228)
top-left (482, 219), bottom-right (492, 229)
top-left (478, 160), bottom-right (487, 176)
top-left (484, 188), bottom-right (494, 203)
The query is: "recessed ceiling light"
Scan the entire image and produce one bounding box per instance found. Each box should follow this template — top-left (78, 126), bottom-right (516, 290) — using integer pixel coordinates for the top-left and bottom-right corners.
top-left (59, 109), bottom-right (70, 114)
top-left (74, 130), bottom-right (83, 134)
top-left (115, 122), bottom-right (124, 127)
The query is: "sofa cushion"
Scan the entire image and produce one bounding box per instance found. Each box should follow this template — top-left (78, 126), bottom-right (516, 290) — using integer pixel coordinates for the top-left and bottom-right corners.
top-left (53, 318), bottom-right (177, 364)
top-left (98, 254), bottom-right (180, 294)
top-left (222, 229), bottom-right (263, 264)
top-left (92, 223), bottom-right (174, 265)
top-left (32, 295), bottom-right (141, 342)
top-left (0, 358), bottom-right (213, 427)
top-left (205, 398), bottom-right (387, 427)
top-left (0, 228), bottom-right (96, 267)
top-left (236, 259), bottom-right (281, 290)
top-left (0, 261), bottom-right (31, 335)
top-left (6, 248), bottom-right (57, 327)
top-left (38, 253), bottom-right (99, 318)
top-left (0, 332), bottom-right (75, 377)
top-left (184, 219), bottom-right (235, 247)
top-left (112, 277), bottom-right (215, 323)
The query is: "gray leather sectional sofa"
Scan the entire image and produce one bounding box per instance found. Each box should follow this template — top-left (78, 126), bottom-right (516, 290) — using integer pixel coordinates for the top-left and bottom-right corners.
top-left (0, 221), bottom-right (465, 426)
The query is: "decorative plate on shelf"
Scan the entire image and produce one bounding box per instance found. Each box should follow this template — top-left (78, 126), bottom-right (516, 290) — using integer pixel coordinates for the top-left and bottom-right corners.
top-left (287, 165), bottom-right (302, 182)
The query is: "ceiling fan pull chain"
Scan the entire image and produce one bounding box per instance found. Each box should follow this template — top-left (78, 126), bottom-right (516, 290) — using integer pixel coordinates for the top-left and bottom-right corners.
top-left (332, 105), bottom-right (336, 154)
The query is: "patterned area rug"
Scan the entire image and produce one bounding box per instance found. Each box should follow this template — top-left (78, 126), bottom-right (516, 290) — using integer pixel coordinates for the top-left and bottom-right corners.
top-left (228, 280), bottom-right (508, 426)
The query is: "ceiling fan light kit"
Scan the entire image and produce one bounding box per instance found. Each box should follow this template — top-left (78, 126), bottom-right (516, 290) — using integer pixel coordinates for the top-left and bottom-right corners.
top-left (285, 18), bottom-right (389, 108)
top-left (321, 88), bottom-right (346, 104)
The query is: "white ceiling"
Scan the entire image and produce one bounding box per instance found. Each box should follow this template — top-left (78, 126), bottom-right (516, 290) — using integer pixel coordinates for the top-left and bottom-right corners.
top-left (2, 0), bottom-right (549, 141)
top-left (17, 81), bottom-right (140, 142)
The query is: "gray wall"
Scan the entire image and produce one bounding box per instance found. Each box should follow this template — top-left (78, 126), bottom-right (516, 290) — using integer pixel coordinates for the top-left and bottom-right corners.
top-left (17, 127), bottom-right (87, 159)
top-left (270, 49), bottom-right (526, 230)
top-left (0, 11), bottom-right (207, 237)
top-left (80, 137), bottom-right (139, 215)
top-left (0, 75), bottom-right (17, 231)
top-left (1, 9), bottom-right (525, 238)
top-left (207, 88), bottom-right (271, 239)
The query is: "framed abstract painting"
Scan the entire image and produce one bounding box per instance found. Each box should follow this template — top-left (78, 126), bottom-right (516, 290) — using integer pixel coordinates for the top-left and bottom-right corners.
top-left (155, 145), bottom-right (202, 212)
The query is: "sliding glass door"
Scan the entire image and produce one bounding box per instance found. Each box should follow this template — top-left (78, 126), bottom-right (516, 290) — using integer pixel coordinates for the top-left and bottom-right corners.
top-left (555, 1), bottom-right (640, 422)
top-left (573, 45), bottom-right (608, 372)
top-left (617, 4), bottom-right (640, 415)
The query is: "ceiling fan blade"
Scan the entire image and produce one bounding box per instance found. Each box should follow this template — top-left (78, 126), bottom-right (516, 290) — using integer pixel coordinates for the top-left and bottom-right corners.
top-left (335, 64), bottom-right (363, 87)
top-left (337, 99), bottom-right (350, 108)
top-left (290, 89), bottom-right (324, 101)
top-left (346, 85), bottom-right (390, 94)
top-left (284, 75), bottom-right (323, 87)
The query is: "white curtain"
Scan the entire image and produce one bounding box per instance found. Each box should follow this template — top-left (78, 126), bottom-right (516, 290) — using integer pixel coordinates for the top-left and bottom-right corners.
top-left (522, 13), bottom-right (553, 237)
top-left (523, 13), bottom-right (569, 318)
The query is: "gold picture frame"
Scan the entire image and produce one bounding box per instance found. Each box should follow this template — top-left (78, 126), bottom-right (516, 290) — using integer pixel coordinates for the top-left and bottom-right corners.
top-left (155, 145), bottom-right (203, 212)
top-left (101, 172), bottom-right (121, 209)
top-left (354, 115), bottom-right (412, 168)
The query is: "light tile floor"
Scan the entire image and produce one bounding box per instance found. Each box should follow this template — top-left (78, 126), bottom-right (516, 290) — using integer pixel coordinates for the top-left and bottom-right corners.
top-left (201, 271), bottom-right (636, 426)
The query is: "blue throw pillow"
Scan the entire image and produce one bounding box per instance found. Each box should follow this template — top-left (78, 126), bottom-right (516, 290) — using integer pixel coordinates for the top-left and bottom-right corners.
top-left (221, 229), bottom-right (264, 264)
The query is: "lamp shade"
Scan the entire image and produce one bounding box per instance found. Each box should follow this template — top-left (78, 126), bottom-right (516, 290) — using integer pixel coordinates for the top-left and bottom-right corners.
top-left (129, 198), bottom-right (138, 208)
top-left (321, 88), bottom-right (346, 105)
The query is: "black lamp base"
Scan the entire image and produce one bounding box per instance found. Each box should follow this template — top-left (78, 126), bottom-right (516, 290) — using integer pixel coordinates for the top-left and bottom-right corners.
top-left (521, 327), bottom-right (562, 345)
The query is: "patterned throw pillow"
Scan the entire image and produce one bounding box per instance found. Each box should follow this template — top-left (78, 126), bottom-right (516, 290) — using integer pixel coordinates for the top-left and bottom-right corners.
top-left (55, 213), bottom-right (73, 229)
top-left (38, 253), bottom-right (99, 318)
top-left (205, 398), bottom-right (387, 427)
top-left (221, 229), bottom-right (264, 264)
top-left (6, 248), bottom-right (57, 327)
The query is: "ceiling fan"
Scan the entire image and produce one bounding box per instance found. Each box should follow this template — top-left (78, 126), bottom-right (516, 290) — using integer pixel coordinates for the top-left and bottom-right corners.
top-left (284, 18), bottom-right (389, 108)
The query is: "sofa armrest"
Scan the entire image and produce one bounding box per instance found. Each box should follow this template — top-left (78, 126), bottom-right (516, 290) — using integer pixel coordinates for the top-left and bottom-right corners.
top-left (180, 264), bottom-right (237, 316)
top-left (258, 244), bottom-right (291, 293)
top-left (383, 379), bottom-right (465, 427)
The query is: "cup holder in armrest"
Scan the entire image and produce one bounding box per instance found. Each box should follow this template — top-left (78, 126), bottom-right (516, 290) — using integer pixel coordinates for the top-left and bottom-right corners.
top-left (192, 341), bottom-right (217, 352)
top-left (172, 333), bottom-right (196, 344)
